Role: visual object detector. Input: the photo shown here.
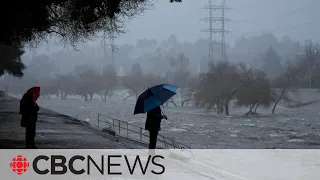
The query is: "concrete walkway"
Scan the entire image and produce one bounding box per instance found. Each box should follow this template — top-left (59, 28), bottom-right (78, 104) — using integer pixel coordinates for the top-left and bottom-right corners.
top-left (0, 97), bottom-right (146, 149)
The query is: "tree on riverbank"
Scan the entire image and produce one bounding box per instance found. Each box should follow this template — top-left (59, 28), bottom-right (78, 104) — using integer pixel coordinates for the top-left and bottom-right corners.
top-left (195, 61), bottom-right (246, 115)
top-left (122, 63), bottom-right (146, 99)
top-left (271, 62), bottom-right (300, 114)
top-left (73, 65), bottom-right (100, 101)
top-left (99, 65), bottom-right (118, 102)
top-left (270, 43), bottom-right (320, 113)
top-left (236, 69), bottom-right (272, 115)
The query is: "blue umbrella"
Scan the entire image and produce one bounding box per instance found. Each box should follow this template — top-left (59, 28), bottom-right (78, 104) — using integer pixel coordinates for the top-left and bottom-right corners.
top-left (134, 84), bottom-right (177, 114)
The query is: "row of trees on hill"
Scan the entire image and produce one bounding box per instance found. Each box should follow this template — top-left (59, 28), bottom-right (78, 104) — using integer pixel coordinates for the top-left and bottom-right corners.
top-left (47, 33), bottom-right (304, 76)
top-left (2, 52), bottom-right (193, 103)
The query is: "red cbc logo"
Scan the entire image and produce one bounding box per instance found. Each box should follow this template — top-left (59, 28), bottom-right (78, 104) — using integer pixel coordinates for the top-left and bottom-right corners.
top-left (10, 155), bottom-right (30, 175)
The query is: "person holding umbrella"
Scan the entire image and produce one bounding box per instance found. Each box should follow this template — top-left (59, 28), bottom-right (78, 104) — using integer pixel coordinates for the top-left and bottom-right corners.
top-left (20, 87), bottom-right (40, 149)
top-left (145, 106), bottom-right (167, 149)
top-left (134, 84), bottom-right (177, 149)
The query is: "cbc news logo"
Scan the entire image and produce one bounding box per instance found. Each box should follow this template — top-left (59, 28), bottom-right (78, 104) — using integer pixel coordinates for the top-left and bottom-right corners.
top-left (9, 154), bottom-right (165, 176)
top-left (10, 155), bottom-right (30, 175)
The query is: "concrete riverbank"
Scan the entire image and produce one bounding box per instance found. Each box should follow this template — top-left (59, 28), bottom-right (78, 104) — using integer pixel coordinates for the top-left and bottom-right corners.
top-left (0, 97), bottom-right (146, 149)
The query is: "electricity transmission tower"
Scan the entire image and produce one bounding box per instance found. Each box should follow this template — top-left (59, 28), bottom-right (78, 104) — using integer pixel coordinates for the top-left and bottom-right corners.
top-left (109, 33), bottom-right (118, 73)
top-left (201, 0), bottom-right (231, 62)
top-left (101, 32), bottom-right (118, 74)
top-left (102, 33), bottom-right (107, 75)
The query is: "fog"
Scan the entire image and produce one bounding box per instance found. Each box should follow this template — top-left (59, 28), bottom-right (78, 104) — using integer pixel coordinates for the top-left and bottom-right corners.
top-left (18, 0), bottom-right (317, 76)
top-left (2, 0), bottom-right (320, 148)
top-left (25, 0), bottom-right (319, 55)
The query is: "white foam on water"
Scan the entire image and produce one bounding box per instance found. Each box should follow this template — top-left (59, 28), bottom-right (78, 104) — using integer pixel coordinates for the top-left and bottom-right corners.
top-left (219, 120), bottom-right (229, 124)
top-left (287, 139), bottom-right (305, 143)
top-left (183, 123), bottom-right (195, 127)
top-left (243, 123), bottom-right (255, 127)
top-left (269, 133), bottom-right (280, 137)
top-left (229, 129), bottom-right (240, 133)
top-left (200, 124), bottom-right (208, 128)
top-left (170, 128), bottom-right (187, 132)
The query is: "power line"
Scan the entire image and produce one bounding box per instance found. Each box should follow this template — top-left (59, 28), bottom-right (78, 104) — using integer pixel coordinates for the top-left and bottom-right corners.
top-left (240, 20), bottom-right (317, 38)
top-left (233, 5), bottom-right (314, 24)
top-left (109, 33), bottom-right (118, 73)
top-left (269, 21), bottom-right (315, 34)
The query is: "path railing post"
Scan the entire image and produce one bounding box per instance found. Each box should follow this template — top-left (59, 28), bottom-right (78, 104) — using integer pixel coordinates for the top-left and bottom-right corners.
top-left (140, 128), bottom-right (143, 141)
top-left (96, 113), bottom-right (191, 149)
top-left (126, 123), bottom-right (129, 137)
top-left (97, 114), bottom-right (100, 129)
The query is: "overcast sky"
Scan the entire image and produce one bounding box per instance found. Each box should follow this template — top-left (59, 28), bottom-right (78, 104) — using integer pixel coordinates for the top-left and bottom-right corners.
top-left (27, 0), bottom-right (319, 55)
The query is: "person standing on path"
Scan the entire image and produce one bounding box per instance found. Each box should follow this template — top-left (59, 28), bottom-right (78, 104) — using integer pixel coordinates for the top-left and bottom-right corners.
top-left (20, 92), bottom-right (39, 149)
top-left (145, 106), bottom-right (167, 149)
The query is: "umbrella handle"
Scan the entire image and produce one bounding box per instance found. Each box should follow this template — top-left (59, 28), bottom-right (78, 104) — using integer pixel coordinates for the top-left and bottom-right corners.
top-left (160, 109), bottom-right (168, 120)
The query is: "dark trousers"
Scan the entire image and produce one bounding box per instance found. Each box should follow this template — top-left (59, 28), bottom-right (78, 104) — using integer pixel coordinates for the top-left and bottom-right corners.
top-left (25, 120), bottom-right (36, 148)
top-left (149, 130), bottom-right (159, 149)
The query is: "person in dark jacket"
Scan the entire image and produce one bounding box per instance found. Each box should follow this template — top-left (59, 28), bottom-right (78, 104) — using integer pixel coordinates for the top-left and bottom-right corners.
top-left (20, 92), bottom-right (39, 149)
top-left (145, 106), bottom-right (167, 149)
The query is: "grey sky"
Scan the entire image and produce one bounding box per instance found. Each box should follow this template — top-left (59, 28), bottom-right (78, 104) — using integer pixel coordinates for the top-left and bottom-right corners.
top-left (27, 0), bottom-right (319, 55)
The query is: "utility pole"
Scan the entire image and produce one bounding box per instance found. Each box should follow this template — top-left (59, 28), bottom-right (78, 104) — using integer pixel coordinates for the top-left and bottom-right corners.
top-left (109, 33), bottom-right (118, 73)
top-left (102, 33), bottom-right (107, 75)
top-left (201, 0), bottom-right (231, 62)
top-left (180, 55), bottom-right (183, 106)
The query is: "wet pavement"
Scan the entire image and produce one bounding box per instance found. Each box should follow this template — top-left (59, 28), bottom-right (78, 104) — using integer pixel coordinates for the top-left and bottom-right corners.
top-left (0, 97), bottom-right (145, 149)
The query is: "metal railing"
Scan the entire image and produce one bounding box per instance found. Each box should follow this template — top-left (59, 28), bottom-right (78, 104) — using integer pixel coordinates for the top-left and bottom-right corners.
top-left (97, 113), bottom-right (191, 149)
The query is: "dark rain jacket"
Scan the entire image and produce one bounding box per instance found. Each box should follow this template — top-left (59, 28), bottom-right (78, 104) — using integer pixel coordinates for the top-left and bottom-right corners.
top-left (145, 107), bottom-right (164, 131)
top-left (20, 93), bottom-right (39, 127)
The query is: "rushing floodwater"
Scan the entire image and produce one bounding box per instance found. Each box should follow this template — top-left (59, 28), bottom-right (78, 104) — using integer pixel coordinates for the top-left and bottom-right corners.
top-left (35, 91), bottom-right (320, 148)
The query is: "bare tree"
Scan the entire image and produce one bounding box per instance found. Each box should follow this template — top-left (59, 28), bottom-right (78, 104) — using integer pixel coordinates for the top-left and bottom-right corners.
top-left (181, 75), bottom-right (198, 107)
top-left (57, 73), bottom-right (75, 100)
top-left (99, 65), bottom-right (117, 102)
top-left (236, 69), bottom-right (272, 115)
top-left (167, 53), bottom-right (191, 106)
top-left (73, 65), bottom-right (100, 101)
top-left (122, 63), bottom-right (146, 100)
top-left (271, 62), bottom-right (301, 114)
top-left (195, 61), bottom-right (245, 115)
top-left (40, 77), bottom-right (59, 99)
